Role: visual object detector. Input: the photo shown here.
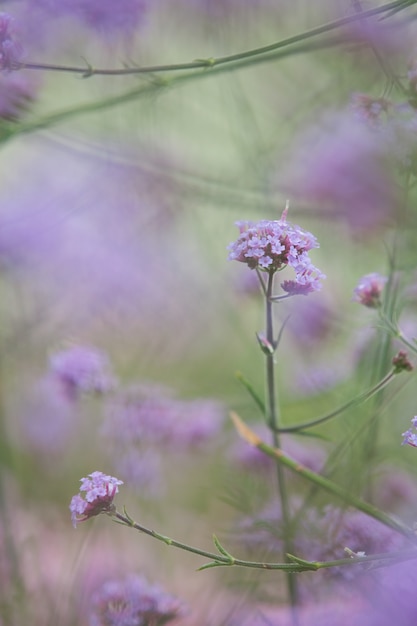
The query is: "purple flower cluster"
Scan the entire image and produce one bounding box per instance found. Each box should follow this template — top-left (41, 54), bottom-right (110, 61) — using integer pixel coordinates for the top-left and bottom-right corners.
top-left (352, 272), bottom-right (387, 308)
top-left (0, 13), bottom-right (22, 71)
top-left (228, 210), bottom-right (325, 295)
top-left (49, 345), bottom-right (115, 400)
top-left (89, 574), bottom-right (187, 626)
top-left (401, 416), bottom-right (417, 448)
top-left (70, 471), bottom-right (123, 528)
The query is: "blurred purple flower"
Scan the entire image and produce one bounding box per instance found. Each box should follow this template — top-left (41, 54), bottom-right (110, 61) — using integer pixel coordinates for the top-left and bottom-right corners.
top-left (89, 574), bottom-right (187, 626)
top-left (21, 0), bottom-right (149, 39)
top-left (350, 93), bottom-right (393, 128)
top-left (103, 384), bottom-right (225, 450)
top-left (0, 71), bottom-right (38, 120)
top-left (373, 466), bottom-right (417, 513)
top-left (17, 375), bottom-right (76, 455)
top-left (362, 559), bottom-right (417, 626)
top-left (70, 471), bottom-right (123, 528)
top-left (352, 273), bottom-right (387, 308)
top-left (113, 448), bottom-right (164, 499)
top-left (290, 363), bottom-right (347, 398)
top-left (298, 505), bottom-right (405, 581)
top-left (0, 13), bottom-right (23, 70)
top-left (285, 295), bottom-right (336, 348)
top-left (280, 110), bottom-right (399, 234)
top-left (49, 345), bottom-right (115, 400)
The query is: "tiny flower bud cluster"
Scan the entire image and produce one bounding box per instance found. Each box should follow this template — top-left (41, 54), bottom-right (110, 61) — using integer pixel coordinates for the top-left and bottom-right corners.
top-left (0, 13), bottom-right (22, 71)
top-left (392, 351), bottom-right (413, 374)
top-left (227, 211), bottom-right (325, 294)
top-left (401, 417), bottom-right (417, 448)
top-left (70, 471), bottom-right (123, 528)
top-left (352, 272), bottom-right (387, 308)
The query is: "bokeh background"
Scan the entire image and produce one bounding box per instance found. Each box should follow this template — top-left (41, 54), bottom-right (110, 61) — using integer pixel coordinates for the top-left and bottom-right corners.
top-left (1, 1), bottom-right (417, 624)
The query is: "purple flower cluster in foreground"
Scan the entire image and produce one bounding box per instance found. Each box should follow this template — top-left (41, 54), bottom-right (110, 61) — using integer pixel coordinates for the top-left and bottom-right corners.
top-left (89, 574), bottom-right (187, 626)
top-left (70, 471), bottom-right (123, 528)
top-left (228, 209), bottom-right (325, 295)
top-left (401, 416), bottom-right (417, 448)
top-left (352, 272), bottom-right (387, 308)
top-left (0, 13), bottom-right (22, 70)
top-left (49, 345), bottom-right (115, 400)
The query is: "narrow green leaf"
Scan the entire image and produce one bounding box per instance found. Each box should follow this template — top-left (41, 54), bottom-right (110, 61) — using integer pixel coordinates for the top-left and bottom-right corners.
top-left (213, 534), bottom-right (235, 561)
top-left (197, 561), bottom-right (229, 571)
top-left (235, 371), bottom-right (266, 416)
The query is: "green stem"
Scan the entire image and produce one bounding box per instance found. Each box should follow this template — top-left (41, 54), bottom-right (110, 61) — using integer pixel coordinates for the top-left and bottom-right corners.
top-left (378, 311), bottom-right (417, 354)
top-left (3, 1), bottom-right (415, 143)
top-left (114, 510), bottom-right (306, 572)
top-left (265, 272), bottom-right (299, 615)
top-left (275, 368), bottom-right (397, 433)
top-left (14, 0), bottom-right (415, 78)
top-left (113, 510), bottom-right (417, 572)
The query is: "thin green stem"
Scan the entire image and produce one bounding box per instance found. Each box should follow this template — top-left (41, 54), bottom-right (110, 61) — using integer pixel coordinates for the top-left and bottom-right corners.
top-left (275, 368), bottom-right (397, 433)
top-left (114, 510), bottom-right (306, 572)
top-left (13, 0), bottom-right (415, 78)
top-left (2, 1), bottom-right (415, 143)
top-left (113, 510), bottom-right (417, 572)
top-left (378, 311), bottom-right (417, 354)
top-left (265, 272), bottom-right (299, 615)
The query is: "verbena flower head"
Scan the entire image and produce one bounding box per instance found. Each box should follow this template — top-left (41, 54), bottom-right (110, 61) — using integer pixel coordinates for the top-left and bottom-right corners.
top-left (49, 345), bottom-right (115, 399)
top-left (228, 207), bottom-right (325, 294)
top-left (0, 13), bottom-right (23, 70)
top-left (70, 471), bottom-right (123, 528)
top-left (89, 574), bottom-right (187, 626)
top-left (352, 272), bottom-right (387, 308)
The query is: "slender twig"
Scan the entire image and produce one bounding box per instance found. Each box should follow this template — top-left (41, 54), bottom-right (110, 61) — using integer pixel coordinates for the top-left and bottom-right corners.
top-left (113, 509), bottom-right (417, 572)
top-left (13, 0), bottom-right (416, 78)
top-left (264, 271), bottom-right (299, 615)
top-left (274, 368), bottom-right (397, 433)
